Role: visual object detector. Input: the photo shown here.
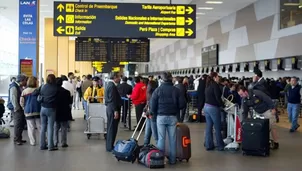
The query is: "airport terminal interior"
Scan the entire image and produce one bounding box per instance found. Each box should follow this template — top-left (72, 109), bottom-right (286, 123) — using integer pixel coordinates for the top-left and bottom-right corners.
top-left (0, 0), bottom-right (302, 170)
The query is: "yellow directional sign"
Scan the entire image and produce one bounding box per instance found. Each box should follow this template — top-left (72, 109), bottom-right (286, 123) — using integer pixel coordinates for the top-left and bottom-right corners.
top-left (185, 28), bottom-right (194, 36)
top-left (66, 15), bottom-right (74, 24)
top-left (57, 4), bottom-right (64, 12)
top-left (57, 15), bottom-right (64, 23)
top-left (56, 26), bottom-right (65, 34)
top-left (53, 2), bottom-right (196, 38)
top-left (186, 18), bottom-right (194, 25)
top-left (186, 6), bottom-right (194, 14)
top-left (66, 4), bottom-right (74, 12)
top-left (65, 26), bottom-right (74, 35)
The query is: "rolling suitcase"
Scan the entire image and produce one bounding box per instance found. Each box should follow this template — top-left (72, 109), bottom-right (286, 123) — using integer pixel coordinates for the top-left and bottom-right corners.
top-left (165, 123), bottom-right (191, 162)
top-left (113, 116), bottom-right (147, 163)
top-left (242, 118), bottom-right (270, 157)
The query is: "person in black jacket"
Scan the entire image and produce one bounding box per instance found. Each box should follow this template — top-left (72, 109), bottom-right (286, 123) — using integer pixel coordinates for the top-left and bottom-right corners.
top-left (54, 77), bottom-right (72, 148)
top-left (204, 72), bottom-right (225, 151)
top-left (174, 76), bottom-right (187, 122)
top-left (117, 76), bottom-right (133, 127)
top-left (105, 72), bottom-right (122, 152)
top-left (197, 74), bottom-right (207, 122)
top-left (40, 74), bottom-right (58, 151)
top-left (150, 72), bottom-right (186, 165)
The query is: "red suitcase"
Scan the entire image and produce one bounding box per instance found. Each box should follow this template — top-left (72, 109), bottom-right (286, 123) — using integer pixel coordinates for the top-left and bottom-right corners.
top-left (165, 123), bottom-right (191, 162)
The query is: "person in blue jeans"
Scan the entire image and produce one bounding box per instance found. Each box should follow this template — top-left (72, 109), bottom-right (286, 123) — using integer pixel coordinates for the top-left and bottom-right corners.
top-left (143, 107), bottom-right (158, 145)
top-left (204, 72), bottom-right (225, 151)
top-left (286, 77), bottom-right (302, 133)
top-left (39, 74), bottom-right (58, 151)
top-left (150, 72), bottom-right (186, 165)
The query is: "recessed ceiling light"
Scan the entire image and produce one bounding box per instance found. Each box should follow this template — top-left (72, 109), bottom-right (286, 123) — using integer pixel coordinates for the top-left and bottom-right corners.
top-left (198, 7), bottom-right (214, 10)
top-left (206, 1), bottom-right (223, 4)
top-left (196, 12), bottom-right (206, 15)
top-left (284, 3), bottom-right (299, 6)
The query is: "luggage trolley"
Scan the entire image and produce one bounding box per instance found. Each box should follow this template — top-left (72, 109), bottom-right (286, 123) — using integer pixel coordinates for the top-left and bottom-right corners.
top-left (223, 98), bottom-right (242, 151)
top-left (84, 97), bottom-right (107, 139)
top-left (186, 90), bottom-right (198, 121)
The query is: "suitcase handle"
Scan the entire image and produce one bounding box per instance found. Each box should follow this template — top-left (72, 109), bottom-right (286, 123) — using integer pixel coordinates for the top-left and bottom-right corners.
top-left (131, 115), bottom-right (147, 140)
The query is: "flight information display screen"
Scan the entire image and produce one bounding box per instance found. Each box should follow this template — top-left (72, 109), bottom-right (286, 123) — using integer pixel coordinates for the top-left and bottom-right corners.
top-left (75, 37), bottom-right (150, 62)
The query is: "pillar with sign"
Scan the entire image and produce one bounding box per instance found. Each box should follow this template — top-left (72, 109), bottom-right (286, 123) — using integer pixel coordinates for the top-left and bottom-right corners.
top-left (19, 0), bottom-right (39, 76)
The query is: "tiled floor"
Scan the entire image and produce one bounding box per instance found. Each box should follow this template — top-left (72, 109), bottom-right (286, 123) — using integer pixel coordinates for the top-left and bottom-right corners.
top-left (0, 110), bottom-right (301, 171)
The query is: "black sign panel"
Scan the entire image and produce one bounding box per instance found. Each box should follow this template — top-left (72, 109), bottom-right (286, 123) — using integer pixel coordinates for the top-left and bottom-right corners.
top-left (75, 38), bottom-right (109, 61)
top-left (75, 37), bottom-right (150, 62)
top-left (54, 2), bottom-right (196, 38)
top-left (202, 44), bottom-right (219, 67)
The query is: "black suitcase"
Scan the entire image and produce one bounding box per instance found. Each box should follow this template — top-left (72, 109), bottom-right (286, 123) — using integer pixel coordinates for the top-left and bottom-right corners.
top-left (241, 118), bottom-right (270, 157)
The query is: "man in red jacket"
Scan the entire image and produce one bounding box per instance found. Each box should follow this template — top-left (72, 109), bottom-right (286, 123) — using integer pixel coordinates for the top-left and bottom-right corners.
top-left (130, 76), bottom-right (147, 130)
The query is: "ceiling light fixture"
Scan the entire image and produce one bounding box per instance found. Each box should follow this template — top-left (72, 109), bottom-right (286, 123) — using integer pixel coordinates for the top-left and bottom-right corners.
top-left (196, 12), bottom-right (206, 15)
top-left (0, 6), bottom-right (7, 10)
top-left (198, 7), bottom-right (214, 10)
top-left (283, 3), bottom-right (299, 6)
top-left (205, 1), bottom-right (223, 4)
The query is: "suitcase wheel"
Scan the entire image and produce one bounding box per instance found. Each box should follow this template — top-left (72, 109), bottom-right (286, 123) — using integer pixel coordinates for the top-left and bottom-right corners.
top-left (186, 159), bottom-right (189, 162)
top-left (87, 134), bottom-right (91, 139)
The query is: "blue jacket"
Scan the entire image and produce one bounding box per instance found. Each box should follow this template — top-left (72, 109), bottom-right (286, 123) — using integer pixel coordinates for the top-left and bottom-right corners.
top-left (7, 82), bottom-right (22, 111)
top-left (150, 82), bottom-right (186, 117)
top-left (20, 87), bottom-right (41, 119)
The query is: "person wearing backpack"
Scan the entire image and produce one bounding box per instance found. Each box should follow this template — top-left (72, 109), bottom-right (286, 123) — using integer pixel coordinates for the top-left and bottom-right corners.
top-left (129, 76), bottom-right (147, 131)
top-left (7, 74), bottom-right (27, 145)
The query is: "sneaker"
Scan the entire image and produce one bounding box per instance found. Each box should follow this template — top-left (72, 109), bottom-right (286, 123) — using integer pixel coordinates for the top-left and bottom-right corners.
top-left (49, 147), bottom-right (58, 151)
top-left (273, 142), bottom-right (279, 150)
top-left (15, 141), bottom-right (23, 145)
top-left (62, 144), bottom-right (69, 148)
top-left (295, 124), bottom-right (300, 131)
top-left (290, 129), bottom-right (295, 133)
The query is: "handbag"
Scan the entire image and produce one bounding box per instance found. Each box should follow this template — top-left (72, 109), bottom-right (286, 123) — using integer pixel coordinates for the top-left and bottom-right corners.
top-left (35, 85), bottom-right (44, 103)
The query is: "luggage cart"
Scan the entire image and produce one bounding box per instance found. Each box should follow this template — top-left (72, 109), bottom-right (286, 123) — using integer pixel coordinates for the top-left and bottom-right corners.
top-left (84, 98), bottom-right (107, 139)
top-left (186, 90), bottom-right (198, 121)
top-left (223, 99), bottom-right (242, 151)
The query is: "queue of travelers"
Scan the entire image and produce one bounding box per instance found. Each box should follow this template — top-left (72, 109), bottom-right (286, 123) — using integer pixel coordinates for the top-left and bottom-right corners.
top-left (5, 69), bottom-right (301, 159)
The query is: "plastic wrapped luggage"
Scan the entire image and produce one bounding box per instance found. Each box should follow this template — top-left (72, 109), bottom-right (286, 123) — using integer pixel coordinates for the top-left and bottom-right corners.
top-left (138, 145), bottom-right (165, 169)
top-left (113, 116), bottom-right (146, 163)
top-left (165, 123), bottom-right (191, 162)
top-left (242, 118), bottom-right (270, 157)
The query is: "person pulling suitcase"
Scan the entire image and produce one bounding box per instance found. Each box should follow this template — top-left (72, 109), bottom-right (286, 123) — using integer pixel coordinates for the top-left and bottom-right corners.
top-left (238, 85), bottom-right (279, 150)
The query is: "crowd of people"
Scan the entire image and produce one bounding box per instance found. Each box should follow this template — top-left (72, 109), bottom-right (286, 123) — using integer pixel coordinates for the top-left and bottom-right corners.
top-left (3, 69), bottom-right (301, 164)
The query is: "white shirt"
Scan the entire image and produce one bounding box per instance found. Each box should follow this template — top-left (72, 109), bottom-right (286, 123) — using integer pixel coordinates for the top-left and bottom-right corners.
top-left (62, 80), bottom-right (74, 97)
top-left (76, 81), bottom-right (81, 88)
top-left (194, 77), bottom-right (201, 90)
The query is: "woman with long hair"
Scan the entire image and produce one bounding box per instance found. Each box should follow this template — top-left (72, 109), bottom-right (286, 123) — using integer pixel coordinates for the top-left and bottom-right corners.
top-left (204, 72), bottom-right (225, 151)
top-left (20, 76), bottom-right (41, 146)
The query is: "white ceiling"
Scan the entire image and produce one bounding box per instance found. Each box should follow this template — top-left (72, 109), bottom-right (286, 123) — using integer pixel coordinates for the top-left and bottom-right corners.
top-left (0, 0), bottom-right (258, 52)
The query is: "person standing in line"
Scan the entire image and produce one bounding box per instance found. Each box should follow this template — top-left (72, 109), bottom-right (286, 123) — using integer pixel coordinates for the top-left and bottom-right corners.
top-left (7, 74), bottom-right (27, 145)
top-left (143, 75), bottom-right (158, 146)
top-left (40, 74), bottom-right (58, 151)
top-left (81, 74), bottom-right (93, 119)
top-left (204, 72), bottom-right (225, 151)
top-left (20, 76), bottom-right (41, 146)
top-left (150, 72), bottom-right (185, 165)
top-left (117, 76), bottom-right (133, 128)
top-left (130, 76), bottom-right (147, 131)
top-left (286, 77), bottom-right (302, 132)
top-left (75, 76), bottom-right (82, 110)
top-left (54, 77), bottom-right (72, 148)
top-left (105, 72), bottom-right (122, 152)
top-left (174, 76), bottom-right (188, 122)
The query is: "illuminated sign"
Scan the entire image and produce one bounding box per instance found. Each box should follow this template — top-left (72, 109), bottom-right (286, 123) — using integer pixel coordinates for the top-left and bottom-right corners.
top-left (54, 2), bottom-right (196, 38)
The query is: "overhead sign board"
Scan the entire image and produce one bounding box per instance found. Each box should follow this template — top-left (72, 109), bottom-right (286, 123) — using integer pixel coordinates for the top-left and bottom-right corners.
top-left (54, 2), bottom-right (196, 38)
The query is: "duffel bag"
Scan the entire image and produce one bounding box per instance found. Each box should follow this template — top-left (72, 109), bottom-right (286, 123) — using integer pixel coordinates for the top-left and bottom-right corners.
top-left (0, 127), bottom-right (10, 139)
top-left (113, 138), bottom-right (138, 163)
top-left (139, 145), bottom-right (165, 169)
